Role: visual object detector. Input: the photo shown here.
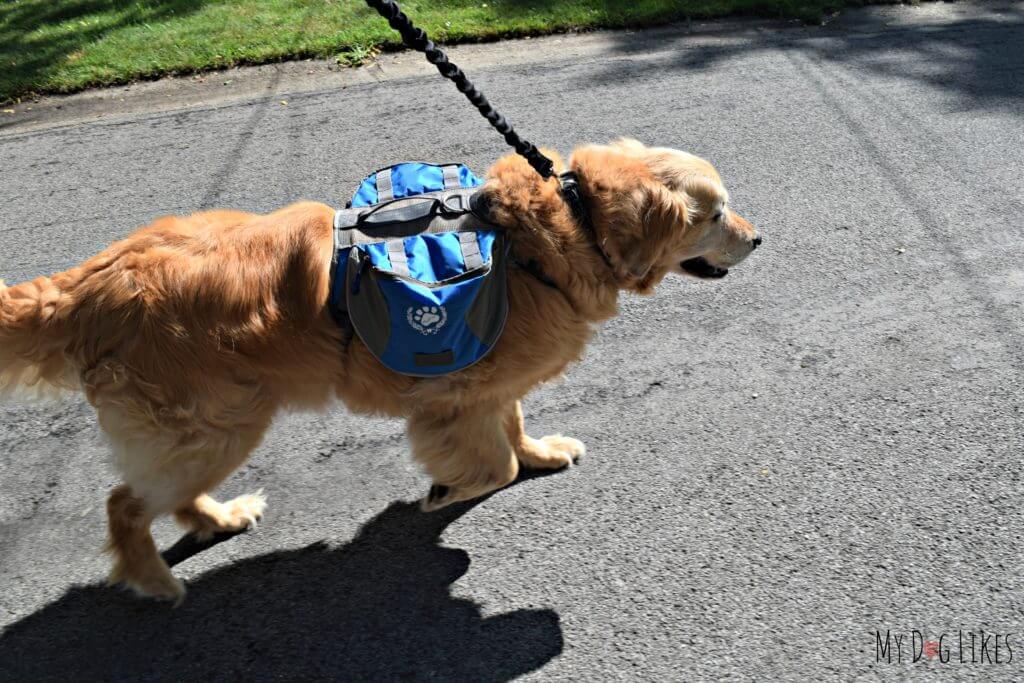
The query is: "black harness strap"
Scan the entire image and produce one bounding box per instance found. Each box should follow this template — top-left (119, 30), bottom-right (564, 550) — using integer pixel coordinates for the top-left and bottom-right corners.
top-left (512, 258), bottom-right (560, 290)
top-left (557, 170), bottom-right (616, 274)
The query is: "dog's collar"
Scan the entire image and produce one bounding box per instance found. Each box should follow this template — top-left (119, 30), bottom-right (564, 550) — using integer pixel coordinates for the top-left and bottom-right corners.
top-left (558, 171), bottom-right (616, 275)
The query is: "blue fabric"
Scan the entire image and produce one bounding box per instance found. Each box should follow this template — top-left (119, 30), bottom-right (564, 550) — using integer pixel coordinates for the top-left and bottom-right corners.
top-left (367, 232), bottom-right (497, 280)
top-left (375, 272), bottom-right (491, 374)
top-left (334, 162), bottom-right (502, 377)
top-left (351, 163), bottom-right (483, 207)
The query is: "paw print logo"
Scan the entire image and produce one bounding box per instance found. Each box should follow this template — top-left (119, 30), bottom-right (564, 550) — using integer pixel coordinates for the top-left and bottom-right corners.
top-left (416, 306), bottom-right (442, 327)
top-left (407, 305), bottom-right (448, 335)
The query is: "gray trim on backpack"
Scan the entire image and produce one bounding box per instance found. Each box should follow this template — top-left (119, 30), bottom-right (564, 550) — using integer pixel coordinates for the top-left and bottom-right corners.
top-left (387, 241), bottom-right (411, 278)
top-left (333, 189), bottom-right (495, 248)
top-left (442, 164), bottom-right (461, 190)
top-left (376, 169), bottom-right (394, 202)
top-left (458, 231), bottom-right (484, 270)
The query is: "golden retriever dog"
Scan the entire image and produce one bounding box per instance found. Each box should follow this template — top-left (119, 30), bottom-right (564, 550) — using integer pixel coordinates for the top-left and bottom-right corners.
top-left (0, 139), bottom-right (759, 603)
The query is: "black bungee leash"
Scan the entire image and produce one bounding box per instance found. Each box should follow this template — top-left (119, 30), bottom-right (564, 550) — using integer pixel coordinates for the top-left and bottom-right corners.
top-left (363, 0), bottom-right (555, 179)
top-left (361, 0), bottom-right (603, 261)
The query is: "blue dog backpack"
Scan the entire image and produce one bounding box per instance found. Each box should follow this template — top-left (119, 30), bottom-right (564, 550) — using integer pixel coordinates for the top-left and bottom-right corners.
top-left (329, 162), bottom-right (509, 377)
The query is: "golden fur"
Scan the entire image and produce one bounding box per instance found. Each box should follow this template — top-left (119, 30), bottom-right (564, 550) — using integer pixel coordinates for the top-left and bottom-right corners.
top-left (0, 140), bottom-right (758, 603)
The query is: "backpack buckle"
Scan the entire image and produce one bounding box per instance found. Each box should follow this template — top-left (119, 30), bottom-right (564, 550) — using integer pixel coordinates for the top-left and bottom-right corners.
top-left (440, 191), bottom-right (467, 214)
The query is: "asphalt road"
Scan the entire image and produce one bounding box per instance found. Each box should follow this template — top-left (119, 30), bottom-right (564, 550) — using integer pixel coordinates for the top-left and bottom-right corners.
top-left (2, 2), bottom-right (1023, 680)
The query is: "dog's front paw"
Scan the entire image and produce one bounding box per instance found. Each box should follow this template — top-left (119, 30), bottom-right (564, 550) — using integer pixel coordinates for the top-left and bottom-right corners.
top-left (540, 435), bottom-right (586, 465)
top-left (516, 434), bottom-right (585, 470)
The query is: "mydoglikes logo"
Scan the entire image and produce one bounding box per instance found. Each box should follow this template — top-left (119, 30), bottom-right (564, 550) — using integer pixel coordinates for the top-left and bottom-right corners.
top-left (876, 630), bottom-right (1015, 665)
top-left (408, 305), bottom-right (447, 335)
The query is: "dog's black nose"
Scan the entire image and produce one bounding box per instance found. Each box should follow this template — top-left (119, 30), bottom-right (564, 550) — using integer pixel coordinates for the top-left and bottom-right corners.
top-left (751, 235), bottom-right (762, 249)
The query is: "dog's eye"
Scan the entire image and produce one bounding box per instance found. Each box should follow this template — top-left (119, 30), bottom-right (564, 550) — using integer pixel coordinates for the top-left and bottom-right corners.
top-left (712, 212), bottom-right (723, 222)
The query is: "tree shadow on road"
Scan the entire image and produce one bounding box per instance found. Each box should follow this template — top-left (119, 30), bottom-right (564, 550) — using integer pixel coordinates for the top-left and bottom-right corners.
top-left (590, 3), bottom-right (1024, 110)
top-left (0, 495), bottom-right (563, 681)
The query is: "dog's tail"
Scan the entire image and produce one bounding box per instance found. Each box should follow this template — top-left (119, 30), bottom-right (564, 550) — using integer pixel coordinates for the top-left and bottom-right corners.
top-left (0, 276), bottom-right (80, 400)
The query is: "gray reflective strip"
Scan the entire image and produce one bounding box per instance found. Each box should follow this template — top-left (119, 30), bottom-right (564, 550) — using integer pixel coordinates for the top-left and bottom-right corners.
top-left (334, 188), bottom-right (499, 248)
top-left (376, 169), bottom-right (394, 202)
top-left (387, 240), bottom-right (410, 277)
top-left (335, 213), bottom-right (496, 248)
top-left (335, 188), bottom-right (477, 230)
top-left (442, 165), bottom-right (461, 189)
top-left (458, 232), bottom-right (484, 270)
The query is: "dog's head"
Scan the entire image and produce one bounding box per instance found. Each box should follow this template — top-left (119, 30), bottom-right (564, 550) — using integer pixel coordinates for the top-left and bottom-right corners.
top-left (571, 138), bottom-right (760, 293)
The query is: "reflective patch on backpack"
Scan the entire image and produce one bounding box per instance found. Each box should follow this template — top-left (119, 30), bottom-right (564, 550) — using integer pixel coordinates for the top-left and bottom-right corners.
top-left (408, 305), bottom-right (448, 335)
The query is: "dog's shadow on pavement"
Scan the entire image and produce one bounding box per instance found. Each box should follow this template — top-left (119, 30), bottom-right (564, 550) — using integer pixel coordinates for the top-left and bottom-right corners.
top-left (0, 491), bottom-right (563, 681)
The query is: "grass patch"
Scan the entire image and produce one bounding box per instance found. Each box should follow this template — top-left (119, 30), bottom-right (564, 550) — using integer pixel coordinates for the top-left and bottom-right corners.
top-left (336, 43), bottom-right (380, 68)
top-left (1, 0), bottom-right (895, 102)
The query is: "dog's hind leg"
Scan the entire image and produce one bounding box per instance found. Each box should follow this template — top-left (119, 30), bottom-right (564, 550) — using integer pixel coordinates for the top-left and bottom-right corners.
top-left (410, 406), bottom-right (519, 512)
top-left (105, 484), bottom-right (185, 603)
top-left (168, 422), bottom-right (272, 542)
top-left (503, 400), bottom-right (585, 470)
top-left (102, 407), bottom-right (272, 603)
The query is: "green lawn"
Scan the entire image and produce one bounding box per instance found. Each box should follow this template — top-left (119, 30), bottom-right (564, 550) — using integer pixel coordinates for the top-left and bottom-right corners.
top-left (2, 0), bottom-right (891, 103)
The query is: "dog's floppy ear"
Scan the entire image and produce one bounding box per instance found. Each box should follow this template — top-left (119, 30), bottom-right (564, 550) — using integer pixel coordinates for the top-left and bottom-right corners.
top-left (571, 143), bottom-right (688, 288)
top-left (613, 181), bottom-right (689, 286)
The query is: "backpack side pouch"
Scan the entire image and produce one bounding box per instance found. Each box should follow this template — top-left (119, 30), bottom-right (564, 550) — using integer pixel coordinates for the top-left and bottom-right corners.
top-left (344, 230), bottom-right (509, 376)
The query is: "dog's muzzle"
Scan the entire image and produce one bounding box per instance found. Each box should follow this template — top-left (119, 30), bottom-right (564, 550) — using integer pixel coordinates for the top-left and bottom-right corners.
top-left (679, 257), bottom-right (729, 279)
